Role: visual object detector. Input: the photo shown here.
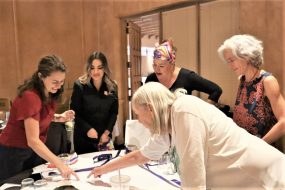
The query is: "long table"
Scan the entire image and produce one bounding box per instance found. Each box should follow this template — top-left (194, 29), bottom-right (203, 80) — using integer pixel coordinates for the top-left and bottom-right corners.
top-left (0, 150), bottom-right (181, 190)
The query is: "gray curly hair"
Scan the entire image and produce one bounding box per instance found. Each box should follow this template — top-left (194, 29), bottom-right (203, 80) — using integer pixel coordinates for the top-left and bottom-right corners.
top-left (217, 34), bottom-right (263, 68)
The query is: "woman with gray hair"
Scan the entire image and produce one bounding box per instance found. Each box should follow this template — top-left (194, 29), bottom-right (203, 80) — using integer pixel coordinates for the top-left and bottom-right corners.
top-left (217, 34), bottom-right (285, 148)
top-left (88, 82), bottom-right (285, 189)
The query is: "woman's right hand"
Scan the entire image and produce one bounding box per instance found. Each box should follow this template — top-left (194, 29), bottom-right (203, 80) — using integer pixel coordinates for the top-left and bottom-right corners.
top-left (87, 166), bottom-right (105, 179)
top-left (58, 163), bottom-right (79, 180)
top-left (87, 128), bottom-right (98, 139)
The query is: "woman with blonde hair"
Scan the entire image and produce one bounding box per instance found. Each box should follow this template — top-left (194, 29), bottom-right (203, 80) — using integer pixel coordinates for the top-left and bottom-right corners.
top-left (88, 82), bottom-right (285, 189)
top-left (70, 51), bottom-right (118, 154)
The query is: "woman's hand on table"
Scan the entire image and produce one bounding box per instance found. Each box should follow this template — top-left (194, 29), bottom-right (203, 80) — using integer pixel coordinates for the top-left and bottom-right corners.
top-left (58, 163), bottom-right (80, 180)
top-left (87, 167), bottom-right (104, 179)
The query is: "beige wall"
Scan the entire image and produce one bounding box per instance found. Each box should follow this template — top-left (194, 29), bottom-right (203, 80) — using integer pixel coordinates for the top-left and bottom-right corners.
top-left (161, 0), bottom-right (240, 106)
top-left (200, 0), bottom-right (240, 106)
top-left (239, 0), bottom-right (283, 89)
top-left (163, 6), bottom-right (197, 73)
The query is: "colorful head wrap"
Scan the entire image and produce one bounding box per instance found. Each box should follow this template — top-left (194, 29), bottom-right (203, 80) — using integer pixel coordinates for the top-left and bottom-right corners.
top-left (153, 40), bottom-right (176, 63)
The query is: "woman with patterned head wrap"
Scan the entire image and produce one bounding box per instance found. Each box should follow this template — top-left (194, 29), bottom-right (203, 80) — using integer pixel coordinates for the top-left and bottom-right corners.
top-left (145, 38), bottom-right (222, 104)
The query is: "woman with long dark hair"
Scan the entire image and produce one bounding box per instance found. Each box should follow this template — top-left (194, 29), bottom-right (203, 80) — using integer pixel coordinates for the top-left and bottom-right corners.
top-left (70, 51), bottom-right (118, 154)
top-left (0, 55), bottom-right (78, 181)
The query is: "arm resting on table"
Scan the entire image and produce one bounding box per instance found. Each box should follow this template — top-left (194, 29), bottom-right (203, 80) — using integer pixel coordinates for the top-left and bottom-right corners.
top-left (88, 150), bottom-right (149, 178)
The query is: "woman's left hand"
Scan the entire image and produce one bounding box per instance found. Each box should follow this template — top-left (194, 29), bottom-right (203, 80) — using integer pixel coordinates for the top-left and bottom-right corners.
top-left (99, 133), bottom-right (110, 145)
top-left (54, 110), bottom-right (75, 122)
top-left (63, 110), bottom-right (75, 121)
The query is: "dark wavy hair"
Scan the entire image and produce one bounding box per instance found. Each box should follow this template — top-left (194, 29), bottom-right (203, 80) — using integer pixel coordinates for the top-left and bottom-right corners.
top-left (17, 55), bottom-right (66, 104)
top-left (79, 51), bottom-right (118, 96)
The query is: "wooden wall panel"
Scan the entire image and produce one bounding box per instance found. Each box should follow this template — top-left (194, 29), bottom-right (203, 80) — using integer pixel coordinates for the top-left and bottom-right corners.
top-left (15, 1), bottom-right (84, 90)
top-left (200, 0), bottom-right (239, 107)
top-left (239, 0), bottom-right (283, 90)
top-left (0, 1), bottom-right (18, 100)
top-left (163, 6), bottom-right (197, 72)
top-left (82, 1), bottom-right (100, 59)
top-left (0, 0), bottom-right (190, 98)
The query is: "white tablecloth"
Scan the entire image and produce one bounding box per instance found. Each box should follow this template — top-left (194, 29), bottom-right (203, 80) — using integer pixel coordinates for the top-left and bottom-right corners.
top-left (1, 150), bottom-right (180, 190)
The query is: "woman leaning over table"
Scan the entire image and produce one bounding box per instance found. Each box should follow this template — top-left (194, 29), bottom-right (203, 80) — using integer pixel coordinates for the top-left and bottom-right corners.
top-left (145, 39), bottom-right (222, 104)
top-left (218, 34), bottom-right (285, 148)
top-left (70, 51), bottom-right (118, 154)
top-left (88, 82), bottom-right (285, 189)
top-left (0, 55), bottom-right (79, 181)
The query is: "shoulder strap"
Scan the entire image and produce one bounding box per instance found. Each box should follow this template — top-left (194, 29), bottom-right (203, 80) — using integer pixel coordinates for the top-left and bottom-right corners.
top-left (261, 71), bottom-right (271, 78)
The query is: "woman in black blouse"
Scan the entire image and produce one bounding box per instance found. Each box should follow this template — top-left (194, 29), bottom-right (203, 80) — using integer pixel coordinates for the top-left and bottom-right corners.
top-left (70, 52), bottom-right (118, 154)
top-left (146, 39), bottom-right (222, 104)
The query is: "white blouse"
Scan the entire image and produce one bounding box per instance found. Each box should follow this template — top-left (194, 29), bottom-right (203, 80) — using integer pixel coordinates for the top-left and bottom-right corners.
top-left (140, 95), bottom-right (285, 189)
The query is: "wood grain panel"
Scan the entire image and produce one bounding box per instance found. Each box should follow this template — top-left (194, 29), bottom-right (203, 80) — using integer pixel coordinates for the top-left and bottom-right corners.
top-left (0, 1), bottom-right (18, 99)
top-left (15, 1), bottom-right (83, 87)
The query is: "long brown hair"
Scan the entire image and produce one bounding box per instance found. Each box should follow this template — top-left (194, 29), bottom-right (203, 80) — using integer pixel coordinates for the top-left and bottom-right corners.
top-left (17, 55), bottom-right (66, 104)
top-left (79, 51), bottom-right (118, 96)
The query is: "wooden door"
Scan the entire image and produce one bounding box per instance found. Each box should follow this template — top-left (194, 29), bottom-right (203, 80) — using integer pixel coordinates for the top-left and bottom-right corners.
top-left (127, 22), bottom-right (141, 119)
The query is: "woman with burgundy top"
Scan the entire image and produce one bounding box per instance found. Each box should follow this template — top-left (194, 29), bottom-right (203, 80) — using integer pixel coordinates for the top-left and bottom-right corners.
top-left (218, 34), bottom-right (285, 148)
top-left (0, 55), bottom-right (79, 181)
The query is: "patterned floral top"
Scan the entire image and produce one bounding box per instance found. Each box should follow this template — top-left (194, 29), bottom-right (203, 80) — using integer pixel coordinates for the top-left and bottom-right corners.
top-left (233, 72), bottom-right (277, 138)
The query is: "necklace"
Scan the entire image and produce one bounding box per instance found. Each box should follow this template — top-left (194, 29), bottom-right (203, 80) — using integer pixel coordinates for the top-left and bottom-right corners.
top-left (247, 69), bottom-right (259, 82)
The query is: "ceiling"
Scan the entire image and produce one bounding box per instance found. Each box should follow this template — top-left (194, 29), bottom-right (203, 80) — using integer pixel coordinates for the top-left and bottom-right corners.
top-left (130, 13), bottom-right (160, 39)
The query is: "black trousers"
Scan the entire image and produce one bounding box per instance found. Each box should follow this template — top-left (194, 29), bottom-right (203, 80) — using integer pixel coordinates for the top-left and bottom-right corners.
top-left (74, 132), bottom-right (99, 154)
top-left (45, 122), bottom-right (70, 155)
top-left (0, 145), bottom-right (44, 182)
